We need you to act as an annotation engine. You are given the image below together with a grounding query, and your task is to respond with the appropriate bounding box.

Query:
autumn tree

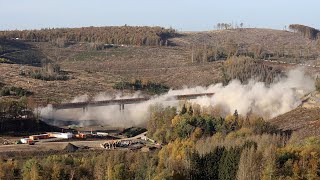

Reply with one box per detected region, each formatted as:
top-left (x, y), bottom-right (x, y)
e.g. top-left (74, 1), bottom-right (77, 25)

top-left (0, 160), bottom-right (15, 180)
top-left (237, 147), bottom-right (262, 180)
top-left (22, 159), bottom-right (43, 180)
top-left (94, 157), bottom-right (107, 180)
top-left (261, 145), bottom-right (277, 180)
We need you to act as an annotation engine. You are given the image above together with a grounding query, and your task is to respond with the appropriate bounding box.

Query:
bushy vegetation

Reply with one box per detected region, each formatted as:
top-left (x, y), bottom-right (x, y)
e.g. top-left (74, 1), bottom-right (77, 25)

top-left (0, 26), bottom-right (176, 46)
top-left (21, 70), bottom-right (70, 81)
top-left (0, 86), bottom-right (32, 97)
top-left (0, 57), bottom-right (12, 63)
top-left (113, 79), bottom-right (169, 94)
top-left (190, 39), bottom-right (282, 63)
top-left (191, 45), bottom-right (228, 62)
top-left (20, 63), bottom-right (71, 81)
top-left (122, 127), bottom-right (147, 138)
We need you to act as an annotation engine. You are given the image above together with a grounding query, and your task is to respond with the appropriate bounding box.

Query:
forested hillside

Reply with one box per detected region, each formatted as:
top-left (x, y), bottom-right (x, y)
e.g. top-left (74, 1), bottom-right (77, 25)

top-left (1, 103), bottom-right (320, 179)
top-left (0, 26), bottom-right (176, 46)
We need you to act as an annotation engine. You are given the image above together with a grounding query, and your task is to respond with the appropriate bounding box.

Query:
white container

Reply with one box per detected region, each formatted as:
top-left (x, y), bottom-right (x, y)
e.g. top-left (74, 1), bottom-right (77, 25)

top-left (20, 138), bottom-right (30, 144)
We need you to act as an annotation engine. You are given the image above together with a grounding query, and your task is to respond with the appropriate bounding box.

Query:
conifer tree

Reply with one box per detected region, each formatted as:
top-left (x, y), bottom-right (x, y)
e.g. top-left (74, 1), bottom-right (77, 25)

top-left (218, 147), bottom-right (242, 180)
top-left (180, 104), bottom-right (187, 115)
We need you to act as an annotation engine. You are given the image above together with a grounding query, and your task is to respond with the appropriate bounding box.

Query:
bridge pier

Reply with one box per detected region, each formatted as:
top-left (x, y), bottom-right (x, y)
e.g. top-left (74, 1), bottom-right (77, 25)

top-left (82, 106), bottom-right (88, 113)
top-left (119, 104), bottom-right (125, 111)
top-left (51, 109), bottom-right (55, 120)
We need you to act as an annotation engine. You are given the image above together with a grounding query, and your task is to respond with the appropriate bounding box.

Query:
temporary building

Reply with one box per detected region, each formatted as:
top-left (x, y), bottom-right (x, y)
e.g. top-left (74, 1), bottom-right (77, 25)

top-left (20, 138), bottom-right (30, 144)
top-left (29, 134), bottom-right (49, 140)
top-left (48, 132), bottom-right (73, 139)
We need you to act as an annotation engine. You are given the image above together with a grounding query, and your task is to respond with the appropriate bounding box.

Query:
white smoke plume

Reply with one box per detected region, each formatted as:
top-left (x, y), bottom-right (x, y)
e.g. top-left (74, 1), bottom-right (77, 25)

top-left (39, 68), bottom-right (315, 127)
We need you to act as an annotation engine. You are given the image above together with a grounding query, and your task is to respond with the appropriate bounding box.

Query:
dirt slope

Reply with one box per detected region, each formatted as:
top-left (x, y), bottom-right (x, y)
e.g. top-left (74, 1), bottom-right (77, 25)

top-left (270, 107), bottom-right (320, 140)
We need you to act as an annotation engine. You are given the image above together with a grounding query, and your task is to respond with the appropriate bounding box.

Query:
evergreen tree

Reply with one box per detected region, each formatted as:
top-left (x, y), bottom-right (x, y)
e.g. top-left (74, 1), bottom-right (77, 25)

top-left (190, 151), bottom-right (204, 179)
top-left (218, 147), bottom-right (242, 180)
top-left (180, 104), bottom-right (187, 115)
top-left (188, 105), bottom-right (194, 116)
top-left (205, 147), bottom-right (225, 179)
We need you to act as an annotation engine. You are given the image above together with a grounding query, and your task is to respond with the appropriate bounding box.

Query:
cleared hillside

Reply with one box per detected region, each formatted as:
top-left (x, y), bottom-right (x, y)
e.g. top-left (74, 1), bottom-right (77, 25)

top-left (270, 107), bottom-right (320, 141)
top-left (171, 28), bottom-right (319, 60)
top-left (0, 43), bottom-right (223, 102)
top-left (1, 27), bottom-right (319, 103)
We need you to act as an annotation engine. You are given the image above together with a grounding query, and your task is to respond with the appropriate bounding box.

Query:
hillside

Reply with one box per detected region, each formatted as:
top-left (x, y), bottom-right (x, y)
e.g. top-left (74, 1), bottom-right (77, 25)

top-left (270, 107), bottom-right (320, 141)
top-left (2, 26), bottom-right (320, 180)
top-left (0, 27), bottom-right (319, 103)
top-left (0, 39), bottom-right (44, 65)
top-left (0, 118), bottom-right (61, 135)
top-left (172, 28), bottom-right (319, 61)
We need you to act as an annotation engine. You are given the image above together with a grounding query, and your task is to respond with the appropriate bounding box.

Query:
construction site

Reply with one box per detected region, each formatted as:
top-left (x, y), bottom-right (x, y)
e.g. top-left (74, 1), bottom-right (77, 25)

top-left (0, 92), bottom-right (216, 153)
top-left (0, 128), bottom-right (160, 153)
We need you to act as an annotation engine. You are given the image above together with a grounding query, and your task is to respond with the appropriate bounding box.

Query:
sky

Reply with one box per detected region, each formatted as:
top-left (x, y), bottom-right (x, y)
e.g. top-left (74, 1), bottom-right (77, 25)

top-left (0, 0), bottom-right (319, 31)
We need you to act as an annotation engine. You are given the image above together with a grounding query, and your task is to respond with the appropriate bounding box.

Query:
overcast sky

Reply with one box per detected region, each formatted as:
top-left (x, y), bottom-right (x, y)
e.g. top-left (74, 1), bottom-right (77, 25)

top-left (1, 0), bottom-right (319, 31)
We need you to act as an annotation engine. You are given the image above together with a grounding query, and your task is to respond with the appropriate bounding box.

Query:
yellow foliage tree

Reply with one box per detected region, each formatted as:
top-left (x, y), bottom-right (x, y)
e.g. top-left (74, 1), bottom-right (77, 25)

top-left (191, 127), bottom-right (203, 140)
top-left (157, 139), bottom-right (195, 177)
top-left (171, 115), bottom-right (181, 127)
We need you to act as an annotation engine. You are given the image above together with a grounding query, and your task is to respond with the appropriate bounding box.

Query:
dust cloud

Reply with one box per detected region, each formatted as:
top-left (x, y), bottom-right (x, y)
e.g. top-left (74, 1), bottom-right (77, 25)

top-left (39, 68), bottom-right (315, 127)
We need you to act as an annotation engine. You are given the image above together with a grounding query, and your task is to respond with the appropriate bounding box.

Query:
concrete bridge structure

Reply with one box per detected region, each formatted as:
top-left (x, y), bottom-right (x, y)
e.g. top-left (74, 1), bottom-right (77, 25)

top-left (51, 93), bottom-right (214, 112)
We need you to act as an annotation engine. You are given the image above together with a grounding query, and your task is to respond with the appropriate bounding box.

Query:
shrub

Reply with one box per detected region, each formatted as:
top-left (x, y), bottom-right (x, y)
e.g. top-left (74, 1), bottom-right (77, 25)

top-left (113, 79), bottom-right (169, 94)
top-left (21, 69), bottom-right (71, 81)
top-left (0, 86), bottom-right (32, 97)
top-left (122, 127), bottom-right (147, 138)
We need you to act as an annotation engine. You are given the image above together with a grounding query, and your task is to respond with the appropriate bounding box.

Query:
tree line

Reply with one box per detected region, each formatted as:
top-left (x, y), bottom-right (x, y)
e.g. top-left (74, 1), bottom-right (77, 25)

top-left (289, 24), bottom-right (320, 40)
top-left (113, 79), bottom-right (169, 95)
top-left (0, 26), bottom-right (176, 47)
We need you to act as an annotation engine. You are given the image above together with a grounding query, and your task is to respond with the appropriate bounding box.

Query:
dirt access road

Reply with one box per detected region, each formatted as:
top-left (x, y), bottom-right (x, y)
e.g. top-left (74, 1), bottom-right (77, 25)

top-left (0, 140), bottom-right (106, 153)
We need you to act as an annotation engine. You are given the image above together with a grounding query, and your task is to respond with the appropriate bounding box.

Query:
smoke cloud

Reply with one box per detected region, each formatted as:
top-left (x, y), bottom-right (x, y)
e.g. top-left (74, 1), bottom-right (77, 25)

top-left (39, 68), bottom-right (315, 127)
